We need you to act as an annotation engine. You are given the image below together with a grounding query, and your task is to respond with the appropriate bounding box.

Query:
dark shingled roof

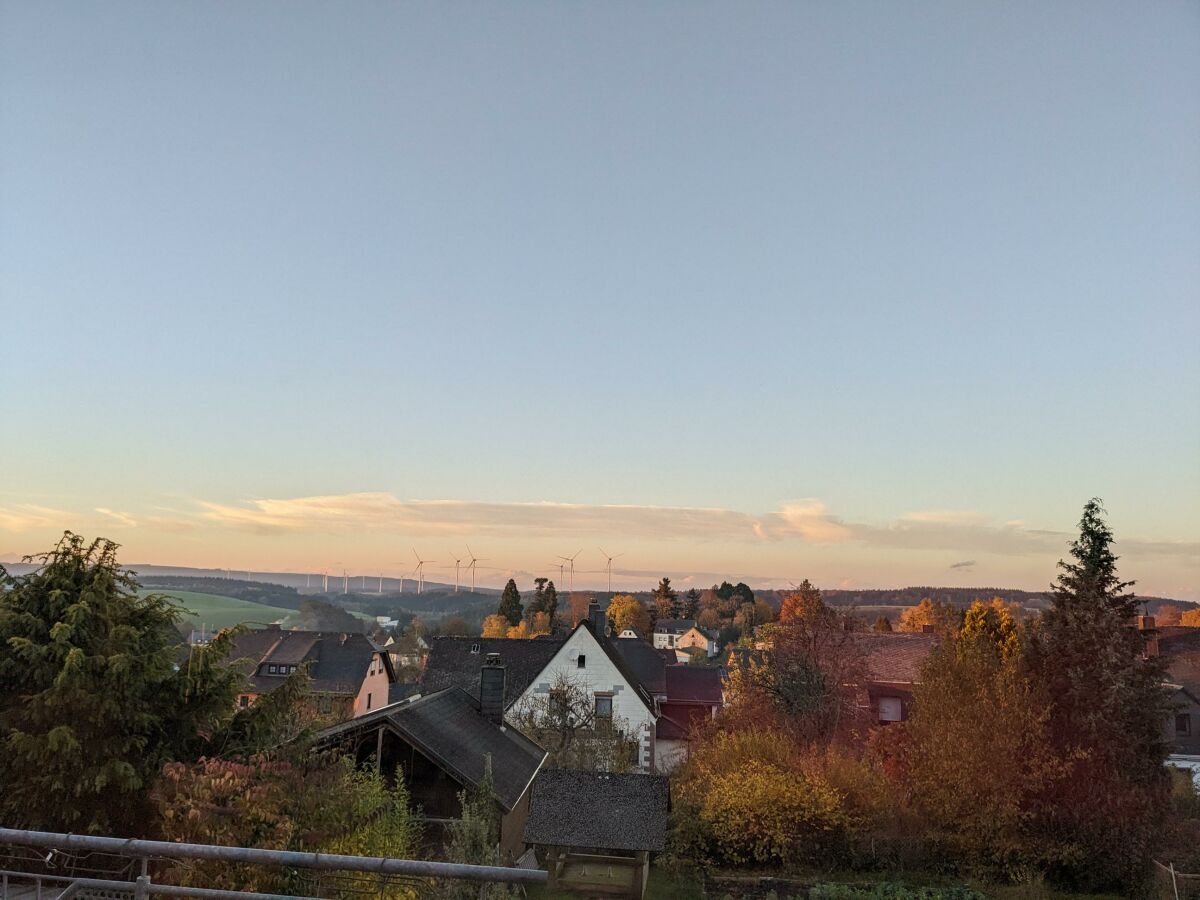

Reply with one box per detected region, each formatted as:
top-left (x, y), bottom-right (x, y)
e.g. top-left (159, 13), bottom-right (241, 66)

top-left (653, 618), bottom-right (698, 634)
top-left (524, 770), bottom-right (669, 851)
top-left (1161, 629), bottom-right (1200, 696)
top-left (614, 637), bottom-right (667, 696)
top-left (420, 637), bottom-right (565, 706)
top-left (389, 682), bottom-right (420, 704)
top-left (664, 665), bottom-right (723, 704)
top-left (230, 628), bottom-right (394, 695)
top-left (316, 688), bottom-right (546, 812)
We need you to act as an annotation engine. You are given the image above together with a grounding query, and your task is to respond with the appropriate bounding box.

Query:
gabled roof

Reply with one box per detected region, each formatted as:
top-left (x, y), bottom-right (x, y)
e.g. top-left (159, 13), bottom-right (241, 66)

top-left (614, 637), bottom-right (667, 696)
top-left (654, 618), bottom-right (698, 634)
top-left (524, 770), bottom-right (669, 851)
top-left (664, 665), bottom-right (722, 705)
top-left (853, 633), bottom-right (936, 685)
top-left (316, 688), bottom-right (546, 812)
top-left (577, 619), bottom-right (657, 715)
top-left (420, 637), bottom-right (565, 706)
top-left (230, 628), bottom-right (395, 695)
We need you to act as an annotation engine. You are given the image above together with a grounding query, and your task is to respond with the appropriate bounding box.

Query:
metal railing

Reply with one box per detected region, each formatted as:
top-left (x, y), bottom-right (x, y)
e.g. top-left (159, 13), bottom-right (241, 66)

top-left (0, 829), bottom-right (546, 900)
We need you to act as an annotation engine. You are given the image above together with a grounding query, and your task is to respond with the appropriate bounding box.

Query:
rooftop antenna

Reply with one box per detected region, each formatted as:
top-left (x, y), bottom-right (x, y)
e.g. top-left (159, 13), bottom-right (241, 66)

top-left (449, 551), bottom-right (464, 593)
top-left (412, 548), bottom-right (435, 594)
top-left (598, 548), bottom-right (624, 594)
top-left (556, 549), bottom-right (583, 593)
top-left (465, 545), bottom-right (489, 593)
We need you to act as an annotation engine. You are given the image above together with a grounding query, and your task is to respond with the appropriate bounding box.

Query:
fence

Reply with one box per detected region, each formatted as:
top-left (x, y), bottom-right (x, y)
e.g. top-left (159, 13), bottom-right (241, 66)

top-left (1154, 860), bottom-right (1200, 900)
top-left (0, 828), bottom-right (546, 900)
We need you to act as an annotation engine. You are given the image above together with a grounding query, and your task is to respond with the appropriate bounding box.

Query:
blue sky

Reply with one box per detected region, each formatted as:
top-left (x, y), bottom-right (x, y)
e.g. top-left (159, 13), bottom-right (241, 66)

top-left (2, 2), bottom-right (1197, 598)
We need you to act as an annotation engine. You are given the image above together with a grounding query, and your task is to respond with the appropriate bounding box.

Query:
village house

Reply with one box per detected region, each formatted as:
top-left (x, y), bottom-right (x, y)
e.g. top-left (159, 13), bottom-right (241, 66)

top-left (421, 604), bottom-right (723, 773)
top-left (314, 654), bottom-right (547, 861)
top-left (229, 626), bottom-right (394, 721)
top-left (524, 770), bottom-right (669, 899)
top-left (422, 607), bottom-right (659, 770)
top-left (652, 618), bottom-right (718, 657)
top-left (728, 630), bottom-right (937, 726)
top-left (1147, 619), bottom-right (1200, 755)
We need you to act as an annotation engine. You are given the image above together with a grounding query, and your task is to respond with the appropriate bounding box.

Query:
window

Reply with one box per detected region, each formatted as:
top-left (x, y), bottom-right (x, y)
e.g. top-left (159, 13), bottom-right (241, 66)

top-left (470, 643), bottom-right (480, 654)
top-left (1177, 714), bottom-right (1192, 736)
top-left (595, 695), bottom-right (613, 720)
top-left (268, 664), bottom-right (278, 674)
top-left (877, 696), bottom-right (903, 723)
top-left (366, 692), bottom-right (373, 711)
top-left (577, 654), bottom-right (586, 669)
top-left (238, 695), bottom-right (249, 708)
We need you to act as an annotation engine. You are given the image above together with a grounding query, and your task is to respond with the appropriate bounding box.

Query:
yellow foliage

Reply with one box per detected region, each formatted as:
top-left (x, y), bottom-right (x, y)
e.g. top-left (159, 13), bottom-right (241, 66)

top-left (480, 615), bottom-right (508, 638)
top-left (1181, 608), bottom-right (1200, 628)
top-left (607, 594), bottom-right (650, 635)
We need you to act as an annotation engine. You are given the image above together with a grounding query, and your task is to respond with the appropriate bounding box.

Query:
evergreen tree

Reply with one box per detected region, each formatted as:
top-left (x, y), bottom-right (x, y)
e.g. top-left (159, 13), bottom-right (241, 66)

top-left (682, 588), bottom-right (701, 619)
top-left (651, 576), bottom-right (678, 622)
top-left (1029, 499), bottom-right (1171, 889)
top-left (543, 580), bottom-right (559, 626)
top-left (526, 577), bottom-right (548, 622)
top-left (0, 533), bottom-right (261, 834)
top-left (497, 579), bottom-right (523, 627)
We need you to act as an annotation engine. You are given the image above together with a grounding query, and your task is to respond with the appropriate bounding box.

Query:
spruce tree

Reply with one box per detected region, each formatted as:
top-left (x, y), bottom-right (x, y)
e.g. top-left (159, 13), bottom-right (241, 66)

top-left (1031, 499), bottom-right (1170, 889)
top-left (497, 579), bottom-right (523, 627)
top-left (682, 588), bottom-right (701, 619)
top-left (0, 533), bottom-right (257, 835)
top-left (651, 576), bottom-right (678, 622)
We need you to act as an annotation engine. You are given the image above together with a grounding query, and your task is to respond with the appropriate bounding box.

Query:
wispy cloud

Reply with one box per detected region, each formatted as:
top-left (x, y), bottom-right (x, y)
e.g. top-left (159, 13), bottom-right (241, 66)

top-left (95, 508), bottom-right (138, 528)
top-left (949, 559), bottom-right (976, 570)
top-left (192, 492), bottom-right (1199, 565)
top-left (0, 504), bottom-right (72, 532)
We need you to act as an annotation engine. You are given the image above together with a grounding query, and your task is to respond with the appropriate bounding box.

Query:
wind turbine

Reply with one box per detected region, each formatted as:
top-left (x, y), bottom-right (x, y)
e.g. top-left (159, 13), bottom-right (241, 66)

top-left (598, 548), bottom-right (624, 594)
top-left (556, 549), bottom-right (583, 593)
top-left (464, 546), bottom-right (489, 593)
top-left (412, 549), bottom-right (435, 594)
top-left (551, 559), bottom-right (566, 584)
top-left (447, 551), bottom-right (465, 593)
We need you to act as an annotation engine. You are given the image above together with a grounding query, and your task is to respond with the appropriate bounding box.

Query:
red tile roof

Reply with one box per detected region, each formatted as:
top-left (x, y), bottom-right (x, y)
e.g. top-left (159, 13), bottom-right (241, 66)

top-left (852, 633), bottom-right (937, 685)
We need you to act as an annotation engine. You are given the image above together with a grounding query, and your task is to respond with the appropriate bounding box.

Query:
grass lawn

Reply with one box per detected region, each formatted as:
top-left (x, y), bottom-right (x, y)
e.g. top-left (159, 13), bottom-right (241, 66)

top-left (526, 867), bottom-right (701, 900)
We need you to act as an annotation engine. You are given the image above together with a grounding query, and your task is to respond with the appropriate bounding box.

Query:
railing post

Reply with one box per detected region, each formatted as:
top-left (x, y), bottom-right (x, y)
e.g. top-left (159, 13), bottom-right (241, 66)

top-left (135, 873), bottom-right (150, 900)
top-left (1170, 862), bottom-right (1180, 900)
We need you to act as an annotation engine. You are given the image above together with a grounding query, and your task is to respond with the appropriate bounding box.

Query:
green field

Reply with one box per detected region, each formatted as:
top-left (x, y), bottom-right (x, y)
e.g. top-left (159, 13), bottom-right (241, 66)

top-left (141, 589), bottom-right (377, 632)
top-left (140, 589), bottom-right (289, 631)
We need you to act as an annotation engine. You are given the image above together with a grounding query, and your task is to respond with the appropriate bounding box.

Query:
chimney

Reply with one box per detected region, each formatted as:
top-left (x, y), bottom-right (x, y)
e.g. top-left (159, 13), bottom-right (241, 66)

top-left (1136, 616), bottom-right (1159, 658)
top-left (589, 602), bottom-right (608, 639)
top-left (480, 653), bottom-right (506, 725)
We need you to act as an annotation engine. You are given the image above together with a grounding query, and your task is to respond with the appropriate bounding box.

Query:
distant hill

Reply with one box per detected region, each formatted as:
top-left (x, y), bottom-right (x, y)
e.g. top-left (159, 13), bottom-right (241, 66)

top-left (138, 589), bottom-right (289, 632)
top-left (756, 587), bottom-right (1195, 614)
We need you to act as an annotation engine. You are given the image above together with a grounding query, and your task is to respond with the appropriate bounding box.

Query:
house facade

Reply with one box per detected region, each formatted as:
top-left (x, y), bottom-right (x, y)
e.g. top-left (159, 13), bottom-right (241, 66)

top-left (229, 626), bottom-right (394, 721)
top-left (652, 619), bottom-right (718, 657)
top-left (1154, 623), bottom-right (1200, 755)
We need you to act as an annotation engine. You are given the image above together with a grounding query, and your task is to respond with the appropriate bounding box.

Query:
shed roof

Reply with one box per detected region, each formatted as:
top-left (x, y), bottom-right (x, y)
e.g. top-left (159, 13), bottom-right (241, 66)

top-left (524, 770), bottom-right (669, 851)
top-left (316, 688), bottom-right (546, 812)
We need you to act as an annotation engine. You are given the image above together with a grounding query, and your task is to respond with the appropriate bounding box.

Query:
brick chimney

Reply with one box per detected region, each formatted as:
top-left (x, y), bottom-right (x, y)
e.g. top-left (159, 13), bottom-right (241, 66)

top-left (480, 652), bottom-right (506, 725)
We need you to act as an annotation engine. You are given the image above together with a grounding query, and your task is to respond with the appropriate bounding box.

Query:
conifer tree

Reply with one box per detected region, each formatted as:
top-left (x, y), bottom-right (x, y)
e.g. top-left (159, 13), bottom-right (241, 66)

top-left (0, 533), bottom-right (264, 834)
top-left (651, 576), bottom-right (678, 622)
top-left (543, 580), bottom-right (559, 626)
top-left (497, 579), bottom-right (523, 627)
top-left (1030, 499), bottom-right (1171, 889)
top-left (682, 588), bottom-right (701, 619)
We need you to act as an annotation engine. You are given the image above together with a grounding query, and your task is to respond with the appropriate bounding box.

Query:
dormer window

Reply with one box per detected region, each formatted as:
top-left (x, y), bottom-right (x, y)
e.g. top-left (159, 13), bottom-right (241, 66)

top-left (470, 643), bottom-right (480, 654)
top-left (268, 664), bottom-right (278, 674)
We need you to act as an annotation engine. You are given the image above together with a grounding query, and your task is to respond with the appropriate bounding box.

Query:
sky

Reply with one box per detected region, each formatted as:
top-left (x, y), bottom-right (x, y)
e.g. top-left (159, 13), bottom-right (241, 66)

top-left (1, 2), bottom-right (1197, 599)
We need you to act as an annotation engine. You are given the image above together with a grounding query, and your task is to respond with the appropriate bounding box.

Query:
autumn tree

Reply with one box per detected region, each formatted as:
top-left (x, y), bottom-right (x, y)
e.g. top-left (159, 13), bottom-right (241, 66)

top-left (651, 576), bottom-right (679, 622)
top-left (481, 615), bottom-right (509, 638)
top-left (508, 673), bottom-right (637, 772)
top-left (896, 598), bottom-right (960, 634)
top-left (497, 579), bottom-right (523, 626)
top-left (872, 616), bottom-right (893, 633)
top-left (899, 600), bottom-right (1062, 876)
top-left (439, 616), bottom-right (470, 637)
top-left (779, 579), bottom-right (822, 625)
top-left (606, 594), bottom-right (651, 636)
top-left (1027, 499), bottom-right (1172, 890)
top-left (1182, 608), bottom-right (1200, 627)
